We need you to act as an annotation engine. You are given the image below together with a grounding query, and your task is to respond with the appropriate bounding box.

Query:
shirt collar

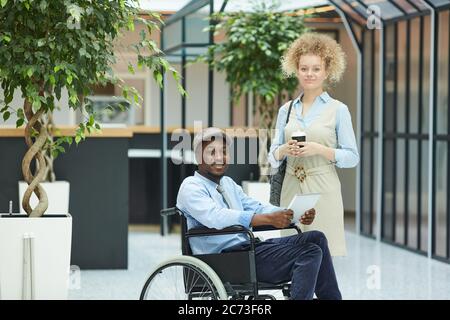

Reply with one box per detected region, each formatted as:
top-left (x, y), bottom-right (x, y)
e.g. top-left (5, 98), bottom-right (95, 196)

top-left (295, 91), bottom-right (330, 104)
top-left (194, 171), bottom-right (220, 188)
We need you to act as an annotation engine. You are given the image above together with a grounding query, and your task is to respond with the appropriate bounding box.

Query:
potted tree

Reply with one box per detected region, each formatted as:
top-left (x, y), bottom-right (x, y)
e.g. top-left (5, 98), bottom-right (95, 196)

top-left (203, 2), bottom-right (308, 200)
top-left (0, 0), bottom-right (183, 299)
top-left (18, 113), bottom-right (71, 216)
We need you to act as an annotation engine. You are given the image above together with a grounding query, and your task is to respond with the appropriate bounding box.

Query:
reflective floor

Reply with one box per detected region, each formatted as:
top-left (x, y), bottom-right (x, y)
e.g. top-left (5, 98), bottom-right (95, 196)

top-left (69, 230), bottom-right (450, 300)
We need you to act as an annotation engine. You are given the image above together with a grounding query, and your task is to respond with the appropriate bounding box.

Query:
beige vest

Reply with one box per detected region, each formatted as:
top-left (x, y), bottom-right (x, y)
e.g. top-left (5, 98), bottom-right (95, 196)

top-left (280, 98), bottom-right (346, 256)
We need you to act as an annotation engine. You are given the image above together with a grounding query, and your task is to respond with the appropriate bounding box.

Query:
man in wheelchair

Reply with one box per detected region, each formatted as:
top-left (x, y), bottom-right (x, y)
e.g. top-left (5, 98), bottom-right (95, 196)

top-left (176, 127), bottom-right (342, 300)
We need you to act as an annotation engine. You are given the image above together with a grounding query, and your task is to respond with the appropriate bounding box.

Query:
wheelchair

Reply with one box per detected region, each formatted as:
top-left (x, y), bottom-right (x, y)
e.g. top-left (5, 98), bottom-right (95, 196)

top-left (140, 207), bottom-right (301, 300)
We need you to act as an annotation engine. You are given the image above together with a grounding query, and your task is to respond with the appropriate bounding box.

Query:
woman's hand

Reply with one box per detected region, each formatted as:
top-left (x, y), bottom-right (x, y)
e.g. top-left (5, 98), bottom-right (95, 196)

top-left (297, 141), bottom-right (324, 157)
top-left (280, 140), bottom-right (302, 157)
top-left (300, 208), bottom-right (315, 225)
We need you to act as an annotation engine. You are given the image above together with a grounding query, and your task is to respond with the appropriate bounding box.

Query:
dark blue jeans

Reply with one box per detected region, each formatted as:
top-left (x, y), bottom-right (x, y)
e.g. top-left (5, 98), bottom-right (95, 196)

top-left (223, 231), bottom-right (342, 300)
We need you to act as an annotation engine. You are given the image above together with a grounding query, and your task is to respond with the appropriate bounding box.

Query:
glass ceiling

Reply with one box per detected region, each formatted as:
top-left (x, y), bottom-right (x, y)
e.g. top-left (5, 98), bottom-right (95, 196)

top-left (161, 0), bottom-right (447, 55)
top-left (329, 0), bottom-right (433, 24)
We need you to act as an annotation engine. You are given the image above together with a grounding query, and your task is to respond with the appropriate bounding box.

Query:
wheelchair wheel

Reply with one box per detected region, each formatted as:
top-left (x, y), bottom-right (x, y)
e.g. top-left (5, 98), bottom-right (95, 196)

top-left (140, 256), bottom-right (228, 300)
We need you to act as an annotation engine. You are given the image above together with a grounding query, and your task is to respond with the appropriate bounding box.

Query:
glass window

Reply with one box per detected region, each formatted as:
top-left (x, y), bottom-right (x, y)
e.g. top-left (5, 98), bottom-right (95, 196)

top-left (361, 0), bottom-right (404, 20)
top-left (428, 0), bottom-right (450, 8)
top-left (362, 137), bottom-right (373, 235)
top-left (436, 11), bottom-right (449, 135)
top-left (163, 20), bottom-right (182, 51)
top-left (408, 0), bottom-right (429, 11)
top-left (395, 0), bottom-right (420, 14)
top-left (333, 0), bottom-right (368, 25)
top-left (420, 140), bottom-right (429, 252)
top-left (343, 0), bottom-right (370, 18)
top-left (383, 138), bottom-right (396, 241)
top-left (435, 141), bottom-right (448, 258)
top-left (397, 22), bottom-right (407, 134)
top-left (407, 140), bottom-right (419, 249)
top-left (185, 9), bottom-right (210, 44)
top-left (395, 139), bottom-right (406, 245)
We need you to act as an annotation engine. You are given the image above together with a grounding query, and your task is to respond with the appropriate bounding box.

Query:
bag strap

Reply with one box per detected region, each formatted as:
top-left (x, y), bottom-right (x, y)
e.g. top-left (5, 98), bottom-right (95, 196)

top-left (285, 99), bottom-right (294, 124)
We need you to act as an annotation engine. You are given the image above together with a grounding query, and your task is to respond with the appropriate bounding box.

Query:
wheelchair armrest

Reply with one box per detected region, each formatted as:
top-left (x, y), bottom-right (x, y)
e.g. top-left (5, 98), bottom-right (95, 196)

top-left (160, 207), bottom-right (181, 217)
top-left (253, 223), bottom-right (301, 233)
top-left (186, 225), bottom-right (258, 250)
top-left (187, 225), bottom-right (247, 236)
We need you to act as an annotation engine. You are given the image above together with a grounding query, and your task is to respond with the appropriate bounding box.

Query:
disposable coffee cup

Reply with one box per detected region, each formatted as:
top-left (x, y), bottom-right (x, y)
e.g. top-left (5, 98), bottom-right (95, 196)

top-left (292, 130), bottom-right (306, 147)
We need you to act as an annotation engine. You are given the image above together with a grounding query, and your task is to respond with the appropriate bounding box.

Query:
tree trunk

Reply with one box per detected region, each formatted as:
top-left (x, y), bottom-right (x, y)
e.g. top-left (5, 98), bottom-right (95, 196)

top-left (41, 113), bottom-right (56, 183)
top-left (22, 98), bottom-right (49, 217)
top-left (257, 98), bottom-right (277, 183)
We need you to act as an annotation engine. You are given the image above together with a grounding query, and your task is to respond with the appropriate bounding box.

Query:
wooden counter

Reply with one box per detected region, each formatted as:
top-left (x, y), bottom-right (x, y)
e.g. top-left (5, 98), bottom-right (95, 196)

top-left (0, 126), bottom-right (133, 138)
top-left (1, 126), bottom-right (260, 138)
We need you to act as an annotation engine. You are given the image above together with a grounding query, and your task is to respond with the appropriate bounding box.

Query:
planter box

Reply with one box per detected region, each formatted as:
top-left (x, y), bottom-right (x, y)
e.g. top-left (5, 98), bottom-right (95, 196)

top-left (19, 181), bottom-right (70, 214)
top-left (0, 214), bottom-right (72, 299)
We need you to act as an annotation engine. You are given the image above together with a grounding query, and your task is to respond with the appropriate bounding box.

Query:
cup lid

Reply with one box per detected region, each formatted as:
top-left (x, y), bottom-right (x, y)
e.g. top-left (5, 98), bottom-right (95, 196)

top-left (292, 130), bottom-right (306, 137)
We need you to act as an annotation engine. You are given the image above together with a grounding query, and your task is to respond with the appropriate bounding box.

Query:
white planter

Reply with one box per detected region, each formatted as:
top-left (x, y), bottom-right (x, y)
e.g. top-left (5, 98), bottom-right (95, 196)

top-left (0, 214), bottom-right (72, 300)
top-left (19, 181), bottom-right (70, 214)
top-left (241, 181), bottom-right (270, 203)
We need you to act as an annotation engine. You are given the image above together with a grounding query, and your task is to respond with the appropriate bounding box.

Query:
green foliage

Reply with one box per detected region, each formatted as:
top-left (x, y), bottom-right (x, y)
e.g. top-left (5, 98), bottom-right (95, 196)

top-left (202, 1), bottom-right (309, 126)
top-left (0, 0), bottom-right (184, 157)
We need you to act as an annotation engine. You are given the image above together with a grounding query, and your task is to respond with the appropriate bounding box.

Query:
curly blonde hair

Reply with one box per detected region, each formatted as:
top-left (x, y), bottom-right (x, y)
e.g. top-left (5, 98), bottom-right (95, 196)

top-left (281, 32), bottom-right (346, 84)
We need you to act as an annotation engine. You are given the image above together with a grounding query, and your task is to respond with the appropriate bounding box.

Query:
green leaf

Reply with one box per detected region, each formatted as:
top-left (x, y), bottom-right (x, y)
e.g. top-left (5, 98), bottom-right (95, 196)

top-left (1, 35), bottom-right (11, 42)
top-left (75, 135), bottom-right (81, 145)
top-left (27, 68), bottom-right (33, 78)
top-left (1, 0), bottom-right (7, 8)
top-left (67, 4), bottom-right (83, 22)
top-left (39, 0), bottom-right (47, 11)
top-left (88, 115), bottom-right (94, 126)
top-left (15, 118), bottom-right (24, 127)
top-left (66, 74), bottom-right (73, 85)
top-left (16, 108), bottom-right (24, 119)
top-left (3, 111), bottom-right (11, 121)
top-left (155, 73), bottom-right (163, 87)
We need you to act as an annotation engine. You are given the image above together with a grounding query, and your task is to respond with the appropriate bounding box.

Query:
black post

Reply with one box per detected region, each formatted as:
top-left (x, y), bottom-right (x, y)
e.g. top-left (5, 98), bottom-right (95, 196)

top-left (370, 29), bottom-right (376, 236)
top-left (208, 0), bottom-right (214, 126)
top-left (417, 16), bottom-right (424, 251)
top-left (160, 26), bottom-right (167, 236)
top-left (404, 19), bottom-right (411, 247)
top-left (431, 12), bottom-right (439, 257)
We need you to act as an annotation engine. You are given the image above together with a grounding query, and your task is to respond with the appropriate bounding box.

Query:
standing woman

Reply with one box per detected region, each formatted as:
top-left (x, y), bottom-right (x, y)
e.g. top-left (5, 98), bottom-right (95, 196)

top-left (268, 33), bottom-right (359, 256)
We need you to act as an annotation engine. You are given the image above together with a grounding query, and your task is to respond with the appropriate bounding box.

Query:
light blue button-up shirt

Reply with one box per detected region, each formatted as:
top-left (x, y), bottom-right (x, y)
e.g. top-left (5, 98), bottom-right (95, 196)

top-left (176, 171), bottom-right (280, 254)
top-left (268, 92), bottom-right (359, 169)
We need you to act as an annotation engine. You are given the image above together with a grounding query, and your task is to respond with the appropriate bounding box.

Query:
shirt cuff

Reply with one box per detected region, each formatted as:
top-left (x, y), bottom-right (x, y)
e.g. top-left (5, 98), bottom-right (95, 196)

top-left (269, 149), bottom-right (286, 169)
top-left (239, 211), bottom-right (255, 228)
top-left (334, 148), bottom-right (344, 166)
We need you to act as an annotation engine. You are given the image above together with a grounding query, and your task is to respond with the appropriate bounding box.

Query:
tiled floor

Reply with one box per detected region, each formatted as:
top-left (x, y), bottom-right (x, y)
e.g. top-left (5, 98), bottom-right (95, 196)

top-left (69, 230), bottom-right (450, 300)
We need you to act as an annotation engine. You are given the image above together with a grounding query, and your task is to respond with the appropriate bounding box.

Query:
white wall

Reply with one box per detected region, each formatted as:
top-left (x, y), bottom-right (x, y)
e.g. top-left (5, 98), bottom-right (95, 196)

top-left (0, 88), bottom-right (74, 126)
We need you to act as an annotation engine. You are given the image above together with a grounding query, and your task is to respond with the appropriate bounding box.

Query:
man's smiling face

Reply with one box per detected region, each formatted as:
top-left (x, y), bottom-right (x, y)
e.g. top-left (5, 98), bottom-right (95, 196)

top-left (197, 138), bottom-right (229, 179)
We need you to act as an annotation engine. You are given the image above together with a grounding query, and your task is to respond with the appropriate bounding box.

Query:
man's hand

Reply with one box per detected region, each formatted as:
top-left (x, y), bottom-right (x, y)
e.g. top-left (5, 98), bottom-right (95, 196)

top-left (269, 209), bottom-right (294, 228)
top-left (300, 208), bottom-right (315, 225)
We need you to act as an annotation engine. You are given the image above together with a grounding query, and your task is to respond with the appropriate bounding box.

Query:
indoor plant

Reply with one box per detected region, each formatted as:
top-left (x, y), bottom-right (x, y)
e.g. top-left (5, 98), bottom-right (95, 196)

top-left (0, 0), bottom-right (183, 299)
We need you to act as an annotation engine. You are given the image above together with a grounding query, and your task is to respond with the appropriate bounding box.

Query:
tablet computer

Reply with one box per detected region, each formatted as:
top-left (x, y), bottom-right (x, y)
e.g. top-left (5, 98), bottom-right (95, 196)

top-left (287, 193), bottom-right (321, 222)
